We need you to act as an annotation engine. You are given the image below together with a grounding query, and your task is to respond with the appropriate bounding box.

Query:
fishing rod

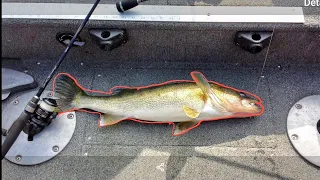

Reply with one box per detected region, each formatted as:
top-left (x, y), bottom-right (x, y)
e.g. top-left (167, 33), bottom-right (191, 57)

top-left (1, 0), bottom-right (101, 160)
top-left (2, 0), bottom-right (148, 160)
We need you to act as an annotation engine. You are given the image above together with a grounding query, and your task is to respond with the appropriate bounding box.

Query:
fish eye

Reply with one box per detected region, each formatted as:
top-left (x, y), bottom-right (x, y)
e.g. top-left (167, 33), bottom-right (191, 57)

top-left (239, 92), bottom-right (247, 98)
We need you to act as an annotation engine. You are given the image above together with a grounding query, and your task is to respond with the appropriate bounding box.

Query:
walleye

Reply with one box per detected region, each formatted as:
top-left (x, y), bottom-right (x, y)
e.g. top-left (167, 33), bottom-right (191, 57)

top-left (54, 71), bottom-right (264, 136)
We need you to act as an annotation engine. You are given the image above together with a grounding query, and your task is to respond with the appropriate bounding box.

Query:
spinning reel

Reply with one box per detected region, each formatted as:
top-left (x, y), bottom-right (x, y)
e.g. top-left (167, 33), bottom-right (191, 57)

top-left (22, 98), bottom-right (58, 141)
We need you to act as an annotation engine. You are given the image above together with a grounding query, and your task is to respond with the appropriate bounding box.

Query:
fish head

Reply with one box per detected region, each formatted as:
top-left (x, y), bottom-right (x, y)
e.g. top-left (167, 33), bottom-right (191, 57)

top-left (212, 86), bottom-right (263, 116)
top-left (190, 71), bottom-right (263, 117)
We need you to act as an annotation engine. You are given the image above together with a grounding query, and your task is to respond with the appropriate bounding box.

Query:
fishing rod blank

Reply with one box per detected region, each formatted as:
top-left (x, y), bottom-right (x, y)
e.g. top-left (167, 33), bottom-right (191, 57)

top-left (1, 0), bottom-right (101, 160)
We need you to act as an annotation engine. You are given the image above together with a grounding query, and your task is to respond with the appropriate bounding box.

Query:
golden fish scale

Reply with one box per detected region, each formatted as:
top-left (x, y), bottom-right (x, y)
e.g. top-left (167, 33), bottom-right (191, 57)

top-left (77, 82), bottom-right (230, 121)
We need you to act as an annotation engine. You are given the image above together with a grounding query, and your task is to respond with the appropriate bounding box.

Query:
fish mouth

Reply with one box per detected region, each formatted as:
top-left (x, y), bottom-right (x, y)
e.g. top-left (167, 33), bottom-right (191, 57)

top-left (233, 101), bottom-right (264, 117)
top-left (253, 102), bottom-right (264, 114)
top-left (239, 91), bottom-right (264, 114)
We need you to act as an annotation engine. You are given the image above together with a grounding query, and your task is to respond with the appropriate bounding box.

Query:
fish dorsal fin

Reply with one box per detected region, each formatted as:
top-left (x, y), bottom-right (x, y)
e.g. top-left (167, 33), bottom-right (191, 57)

top-left (190, 71), bottom-right (227, 112)
top-left (112, 88), bottom-right (136, 95)
top-left (183, 105), bottom-right (200, 118)
top-left (173, 120), bottom-right (199, 136)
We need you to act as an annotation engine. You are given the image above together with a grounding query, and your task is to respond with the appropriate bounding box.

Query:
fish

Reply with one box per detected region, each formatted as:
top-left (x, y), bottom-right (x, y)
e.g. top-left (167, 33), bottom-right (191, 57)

top-left (54, 71), bottom-right (264, 136)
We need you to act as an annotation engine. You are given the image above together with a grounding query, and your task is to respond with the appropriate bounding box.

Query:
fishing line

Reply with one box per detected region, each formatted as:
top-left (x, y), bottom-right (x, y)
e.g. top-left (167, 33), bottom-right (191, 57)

top-left (255, 23), bottom-right (276, 93)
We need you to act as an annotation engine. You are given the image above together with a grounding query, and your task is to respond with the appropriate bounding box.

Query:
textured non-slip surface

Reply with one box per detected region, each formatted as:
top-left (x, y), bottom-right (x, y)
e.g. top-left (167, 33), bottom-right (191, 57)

top-left (2, 7), bottom-right (320, 178)
top-left (2, 58), bottom-right (320, 179)
top-left (2, 26), bottom-right (320, 69)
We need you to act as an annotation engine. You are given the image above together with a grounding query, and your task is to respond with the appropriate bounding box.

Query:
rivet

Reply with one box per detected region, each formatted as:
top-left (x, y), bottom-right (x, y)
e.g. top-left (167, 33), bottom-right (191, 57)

top-left (291, 134), bottom-right (298, 140)
top-left (295, 104), bottom-right (302, 109)
top-left (67, 114), bottom-right (74, 119)
top-left (52, 146), bottom-right (59, 152)
top-left (16, 155), bottom-right (22, 162)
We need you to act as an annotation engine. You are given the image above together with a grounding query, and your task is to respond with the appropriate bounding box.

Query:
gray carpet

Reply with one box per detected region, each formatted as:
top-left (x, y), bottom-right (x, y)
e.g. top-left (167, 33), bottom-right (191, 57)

top-left (2, 2), bottom-right (320, 178)
top-left (2, 58), bottom-right (320, 179)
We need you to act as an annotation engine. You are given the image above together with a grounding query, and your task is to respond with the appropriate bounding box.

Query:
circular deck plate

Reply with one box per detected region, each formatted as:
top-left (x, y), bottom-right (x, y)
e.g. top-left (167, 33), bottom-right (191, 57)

top-left (287, 95), bottom-right (320, 167)
top-left (2, 90), bottom-right (76, 165)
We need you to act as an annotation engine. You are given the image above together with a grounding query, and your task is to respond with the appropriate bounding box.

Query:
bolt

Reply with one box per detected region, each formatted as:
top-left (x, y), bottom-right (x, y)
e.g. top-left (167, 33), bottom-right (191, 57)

top-left (13, 100), bottom-right (19, 105)
top-left (295, 104), bottom-right (302, 109)
top-left (67, 114), bottom-right (74, 119)
top-left (291, 134), bottom-right (299, 140)
top-left (47, 92), bottom-right (53, 97)
top-left (16, 155), bottom-right (22, 162)
top-left (52, 146), bottom-right (59, 152)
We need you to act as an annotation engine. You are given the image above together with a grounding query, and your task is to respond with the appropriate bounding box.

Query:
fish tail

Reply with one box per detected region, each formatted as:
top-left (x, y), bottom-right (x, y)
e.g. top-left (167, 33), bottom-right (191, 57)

top-left (54, 74), bottom-right (85, 111)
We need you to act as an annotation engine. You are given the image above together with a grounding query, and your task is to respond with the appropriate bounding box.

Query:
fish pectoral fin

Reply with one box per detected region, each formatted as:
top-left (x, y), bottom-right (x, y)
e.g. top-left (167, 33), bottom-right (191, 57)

top-left (183, 105), bottom-right (200, 118)
top-left (100, 114), bottom-right (125, 126)
top-left (173, 120), bottom-right (199, 136)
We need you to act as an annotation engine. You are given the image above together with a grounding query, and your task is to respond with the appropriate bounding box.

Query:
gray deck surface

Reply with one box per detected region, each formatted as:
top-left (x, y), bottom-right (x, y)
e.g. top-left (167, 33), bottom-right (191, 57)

top-left (2, 58), bottom-right (320, 179)
top-left (1, 0), bottom-right (320, 179)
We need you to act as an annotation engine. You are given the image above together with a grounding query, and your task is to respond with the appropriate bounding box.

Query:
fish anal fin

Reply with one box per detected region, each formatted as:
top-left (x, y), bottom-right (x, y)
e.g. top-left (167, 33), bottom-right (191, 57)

top-left (183, 105), bottom-right (201, 118)
top-left (100, 114), bottom-right (125, 126)
top-left (173, 120), bottom-right (199, 136)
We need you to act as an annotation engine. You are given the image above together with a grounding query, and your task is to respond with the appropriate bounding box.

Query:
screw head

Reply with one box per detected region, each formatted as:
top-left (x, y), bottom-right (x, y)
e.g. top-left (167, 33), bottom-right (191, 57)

top-left (47, 92), bottom-right (53, 97)
top-left (52, 146), bottom-right (59, 152)
top-left (291, 134), bottom-right (299, 140)
top-left (13, 100), bottom-right (19, 105)
top-left (295, 104), bottom-right (302, 109)
top-left (67, 114), bottom-right (74, 119)
top-left (15, 155), bottom-right (22, 162)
